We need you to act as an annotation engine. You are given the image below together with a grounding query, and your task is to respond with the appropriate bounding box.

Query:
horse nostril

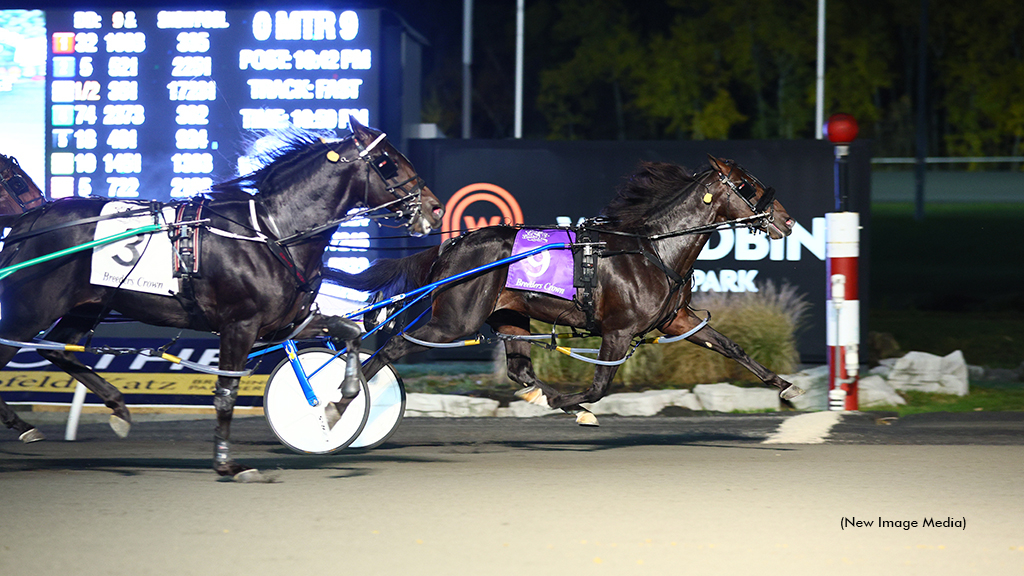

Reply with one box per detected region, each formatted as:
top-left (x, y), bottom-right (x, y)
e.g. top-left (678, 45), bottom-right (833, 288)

top-left (785, 218), bottom-right (794, 227)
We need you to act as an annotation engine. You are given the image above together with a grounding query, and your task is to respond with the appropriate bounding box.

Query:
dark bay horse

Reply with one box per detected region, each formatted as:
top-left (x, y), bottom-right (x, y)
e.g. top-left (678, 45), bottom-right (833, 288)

top-left (0, 117), bottom-right (443, 480)
top-left (0, 153), bottom-right (45, 214)
top-left (327, 156), bottom-right (803, 425)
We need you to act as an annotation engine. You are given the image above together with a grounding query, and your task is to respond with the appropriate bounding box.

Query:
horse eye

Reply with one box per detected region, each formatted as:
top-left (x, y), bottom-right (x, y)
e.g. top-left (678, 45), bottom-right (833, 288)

top-left (9, 176), bottom-right (28, 194)
top-left (374, 155), bottom-right (399, 180)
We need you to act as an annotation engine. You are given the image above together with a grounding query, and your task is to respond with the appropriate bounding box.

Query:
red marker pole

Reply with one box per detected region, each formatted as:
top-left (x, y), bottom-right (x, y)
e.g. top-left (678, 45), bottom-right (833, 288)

top-left (824, 114), bottom-right (860, 411)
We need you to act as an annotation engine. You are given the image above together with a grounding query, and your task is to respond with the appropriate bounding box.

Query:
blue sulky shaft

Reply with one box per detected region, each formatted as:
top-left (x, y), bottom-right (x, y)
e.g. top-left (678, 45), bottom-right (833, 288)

top-left (246, 242), bottom-right (572, 406)
top-left (344, 242), bottom-right (572, 322)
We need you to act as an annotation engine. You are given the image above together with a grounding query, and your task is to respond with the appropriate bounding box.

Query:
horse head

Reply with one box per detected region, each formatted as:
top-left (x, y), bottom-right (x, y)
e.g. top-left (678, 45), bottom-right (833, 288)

top-left (0, 154), bottom-right (45, 215)
top-left (348, 116), bottom-right (444, 237)
top-left (706, 155), bottom-right (793, 240)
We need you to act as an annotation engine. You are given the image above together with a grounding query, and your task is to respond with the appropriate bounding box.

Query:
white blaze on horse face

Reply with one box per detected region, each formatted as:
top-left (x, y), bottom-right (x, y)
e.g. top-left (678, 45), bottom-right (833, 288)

top-left (409, 212), bottom-right (432, 237)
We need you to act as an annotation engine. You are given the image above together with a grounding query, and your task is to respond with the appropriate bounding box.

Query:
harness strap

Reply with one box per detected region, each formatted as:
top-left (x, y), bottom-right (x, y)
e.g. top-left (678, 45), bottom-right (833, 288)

top-left (169, 199), bottom-right (214, 333)
top-left (172, 199), bottom-right (205, 277)
top-left (573, 227), bottom-right (599, 332)
top-left (201, 201), bottom-right (314, 291)
top-left (637, 241), bottom-right (694, 334)
top-left (2, 205), bottom-right (156, 245)
top-left (638, 243), bottom-right (691, 287)
top-left (264, 236), bottom-right (312, 290)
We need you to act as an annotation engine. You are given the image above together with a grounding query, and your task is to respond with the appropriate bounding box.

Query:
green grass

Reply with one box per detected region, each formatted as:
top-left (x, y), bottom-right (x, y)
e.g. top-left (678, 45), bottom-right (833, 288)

top-left (870, 202), bottom-right (1024, 368)
top-left (863, 382), bottom-right (1024, 416)
top-left (870, 203), bottom-right (1024, 312)
top-left (869, 309), bottom-right (1024, 368)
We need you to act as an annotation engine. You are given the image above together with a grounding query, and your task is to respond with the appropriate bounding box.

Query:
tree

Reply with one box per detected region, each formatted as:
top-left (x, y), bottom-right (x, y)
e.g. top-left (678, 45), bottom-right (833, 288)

top-left (933, 0), bottom-right (1024, 157)
top-left (537, 0), bottom-right (645, 139)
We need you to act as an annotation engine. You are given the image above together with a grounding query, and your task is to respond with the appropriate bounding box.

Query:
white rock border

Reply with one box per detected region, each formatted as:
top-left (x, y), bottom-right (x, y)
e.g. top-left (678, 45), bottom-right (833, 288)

top-left (401, 350), bottom-right (971, 418)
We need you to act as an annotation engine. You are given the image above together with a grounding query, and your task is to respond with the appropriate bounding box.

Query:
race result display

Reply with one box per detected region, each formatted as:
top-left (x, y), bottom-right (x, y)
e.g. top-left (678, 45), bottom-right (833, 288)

top-left (46, 8), bottom-right (380, 200)
top-left (45, 8), bottom-right (384, 310)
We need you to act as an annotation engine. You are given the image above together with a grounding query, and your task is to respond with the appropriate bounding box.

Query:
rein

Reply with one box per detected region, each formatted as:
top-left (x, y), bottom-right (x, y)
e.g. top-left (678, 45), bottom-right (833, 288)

top-left (592, 212), bottom-right (771, 243)
top-left (1, 205), bottom-right (159, 245)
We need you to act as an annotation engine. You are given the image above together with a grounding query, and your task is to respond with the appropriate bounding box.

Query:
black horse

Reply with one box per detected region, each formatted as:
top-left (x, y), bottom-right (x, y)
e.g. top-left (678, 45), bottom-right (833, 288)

top-left (0, 117), bottom-right (443, 480)
top-left (327, 156), bottom-right (803, 425)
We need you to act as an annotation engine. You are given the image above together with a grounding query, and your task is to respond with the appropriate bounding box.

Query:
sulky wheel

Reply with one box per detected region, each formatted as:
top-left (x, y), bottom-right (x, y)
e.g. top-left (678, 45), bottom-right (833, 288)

top-left (263, 347), bottom-right (371, 454)
top-left (347, 352), bottom-right (405, 450)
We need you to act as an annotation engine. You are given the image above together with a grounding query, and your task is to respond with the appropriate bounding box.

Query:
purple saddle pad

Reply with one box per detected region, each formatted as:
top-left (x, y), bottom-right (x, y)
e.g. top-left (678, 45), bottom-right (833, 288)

top-left (504, 228), bottom-right (576, 300)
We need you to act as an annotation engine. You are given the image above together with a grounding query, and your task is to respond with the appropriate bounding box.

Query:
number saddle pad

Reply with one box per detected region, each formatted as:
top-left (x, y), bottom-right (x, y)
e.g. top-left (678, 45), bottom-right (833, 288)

top-left (504, 228), bottom-right (576, 300)
top-left (90, 201), bottom-right (178, 296)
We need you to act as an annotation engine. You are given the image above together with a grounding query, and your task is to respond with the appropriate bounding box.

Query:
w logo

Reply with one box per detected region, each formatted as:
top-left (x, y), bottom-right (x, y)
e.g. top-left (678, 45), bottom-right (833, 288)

top-left (441, 183), bottom-right (524, 241)
top-left (463, 215), bottom-right (504, 230)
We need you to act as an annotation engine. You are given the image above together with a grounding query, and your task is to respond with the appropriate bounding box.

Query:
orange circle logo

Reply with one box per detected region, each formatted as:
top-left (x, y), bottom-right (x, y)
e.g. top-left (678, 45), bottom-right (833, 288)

top-left (441, 183), bottom-right (524, 241)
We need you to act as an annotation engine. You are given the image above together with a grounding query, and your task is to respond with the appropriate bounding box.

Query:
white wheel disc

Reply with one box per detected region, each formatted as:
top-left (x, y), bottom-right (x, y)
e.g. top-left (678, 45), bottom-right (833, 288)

top-left (264, 348), bottom-right (370, 454)
top-left (348, 353), bottom-right (405, 450)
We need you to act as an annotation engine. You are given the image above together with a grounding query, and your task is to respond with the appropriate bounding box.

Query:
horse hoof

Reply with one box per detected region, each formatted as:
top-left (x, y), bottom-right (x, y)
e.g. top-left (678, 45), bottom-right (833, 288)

top-left (324, 403), bottom-right (342, 429)
top-left (515, 386), bottom-right (549, 407)
top-left (234, 469), bottom-right (266, 483)
top-left (109, 415), bottom-right (131, 438)
top-left (19, 428), bottom-right (45, 443)
top-left (780, 384), bottom-right (805, 400)
top-left (575, 411), bottom-right (599, 427)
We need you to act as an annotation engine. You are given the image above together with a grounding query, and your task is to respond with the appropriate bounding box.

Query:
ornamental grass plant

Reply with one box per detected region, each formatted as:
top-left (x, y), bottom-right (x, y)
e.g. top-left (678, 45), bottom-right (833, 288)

top-left (517, 281), bottom-right (809, 391)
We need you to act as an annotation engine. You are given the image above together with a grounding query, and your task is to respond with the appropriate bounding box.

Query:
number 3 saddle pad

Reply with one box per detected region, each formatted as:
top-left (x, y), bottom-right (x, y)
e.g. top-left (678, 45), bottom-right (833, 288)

top-left (90, 201), bottom-right (177, 296)
top-left (504, 228), bottom-right (576, 300)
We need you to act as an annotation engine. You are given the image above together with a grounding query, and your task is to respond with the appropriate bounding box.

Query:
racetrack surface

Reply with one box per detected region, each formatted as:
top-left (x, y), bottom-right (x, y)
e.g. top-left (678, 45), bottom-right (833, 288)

top-left (2, 412), bottom-right (1022, 575)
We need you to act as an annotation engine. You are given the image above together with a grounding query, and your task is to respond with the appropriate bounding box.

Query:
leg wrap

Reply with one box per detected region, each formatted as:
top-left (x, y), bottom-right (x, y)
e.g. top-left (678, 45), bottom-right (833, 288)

top-left (340, 348), bottom-right (365, 399)
top-left (213, 433), bottom-right (231, 465)
top-left (212, 386), bottom-right (238, 412)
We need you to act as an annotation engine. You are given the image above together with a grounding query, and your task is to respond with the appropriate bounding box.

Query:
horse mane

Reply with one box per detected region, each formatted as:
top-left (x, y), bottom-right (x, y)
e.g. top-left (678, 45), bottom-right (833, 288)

top-left (601, 161), bottom-right (708, 231)
top-left (208, 127), bottom-right (337, 200)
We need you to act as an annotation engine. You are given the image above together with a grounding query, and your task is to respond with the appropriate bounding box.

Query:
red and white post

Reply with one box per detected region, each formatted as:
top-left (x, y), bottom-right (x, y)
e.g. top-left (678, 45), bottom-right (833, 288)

top-left (826, 212), bottom-right (859, 410)
top-left (824, 113), bottom-right (860, 411)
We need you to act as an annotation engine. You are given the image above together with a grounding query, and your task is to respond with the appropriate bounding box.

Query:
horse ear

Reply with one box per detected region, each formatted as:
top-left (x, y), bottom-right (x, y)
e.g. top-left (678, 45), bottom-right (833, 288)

top-left (706, 154), bottom-right (726, 174)
top-left (348, 115), bottom-right (367, 137)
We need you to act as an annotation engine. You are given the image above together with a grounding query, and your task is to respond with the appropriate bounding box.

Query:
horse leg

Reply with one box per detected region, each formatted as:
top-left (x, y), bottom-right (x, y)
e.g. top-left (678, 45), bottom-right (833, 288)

top-left (487, 312), bottom-right (595, 424)
top-left (534, 331), bottom-right (635, 426)
top-left (291, 312), bottom-right (363, 344)
top-left (489, 311), bottom-right (544, 387)
top-left (0, 341), bottom-right (46, 441)
top-left (284, 312), bottom-right (374, 429)
top-left (0, 347), bottom-right (44, 441)
top-left (211, 322), bottom-right (263, 482)
top-left (662, 310), bottom-right (804, 400)
top-left (0, 394), bottom-right (44, 442)
top-left (325, 319), bottom-right (435, 423)
top-left (35, 317), bottom-right (131, 437)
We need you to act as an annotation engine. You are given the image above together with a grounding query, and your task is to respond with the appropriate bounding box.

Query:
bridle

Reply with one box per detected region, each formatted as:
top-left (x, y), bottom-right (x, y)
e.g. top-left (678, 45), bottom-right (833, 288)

top-left (328, 132), bottom-right (429, 232)
top-left (0, 154), bottom-right (43, 212)
top-left (241, 131), bottom-right (431, 252)
top-left (715, 160), bottom-right (776, 227)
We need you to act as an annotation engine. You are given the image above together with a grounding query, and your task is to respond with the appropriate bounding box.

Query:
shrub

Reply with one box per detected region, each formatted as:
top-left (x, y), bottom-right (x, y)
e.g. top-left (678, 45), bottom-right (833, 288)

top-left (514, 280), bottom-right (809, 391)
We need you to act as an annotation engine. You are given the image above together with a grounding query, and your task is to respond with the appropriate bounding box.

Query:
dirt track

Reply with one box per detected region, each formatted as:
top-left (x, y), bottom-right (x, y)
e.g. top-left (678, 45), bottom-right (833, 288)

top-left (1, 414), bottom-right (1022, 575)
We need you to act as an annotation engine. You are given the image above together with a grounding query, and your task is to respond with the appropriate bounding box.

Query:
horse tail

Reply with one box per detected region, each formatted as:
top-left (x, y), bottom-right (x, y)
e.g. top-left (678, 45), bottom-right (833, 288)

top-left (324, 246), bottom-right (439, 298)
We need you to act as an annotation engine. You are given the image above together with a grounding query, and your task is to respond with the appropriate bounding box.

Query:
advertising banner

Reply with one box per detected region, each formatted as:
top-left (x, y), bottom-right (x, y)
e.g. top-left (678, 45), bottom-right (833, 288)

top-left (3, 337), bottom-right (282, 406)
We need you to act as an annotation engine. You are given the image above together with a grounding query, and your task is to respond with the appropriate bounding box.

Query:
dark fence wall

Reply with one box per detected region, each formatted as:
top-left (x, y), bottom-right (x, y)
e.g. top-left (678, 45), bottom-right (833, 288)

top-left (407, 138), bottom-right (873, 364)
